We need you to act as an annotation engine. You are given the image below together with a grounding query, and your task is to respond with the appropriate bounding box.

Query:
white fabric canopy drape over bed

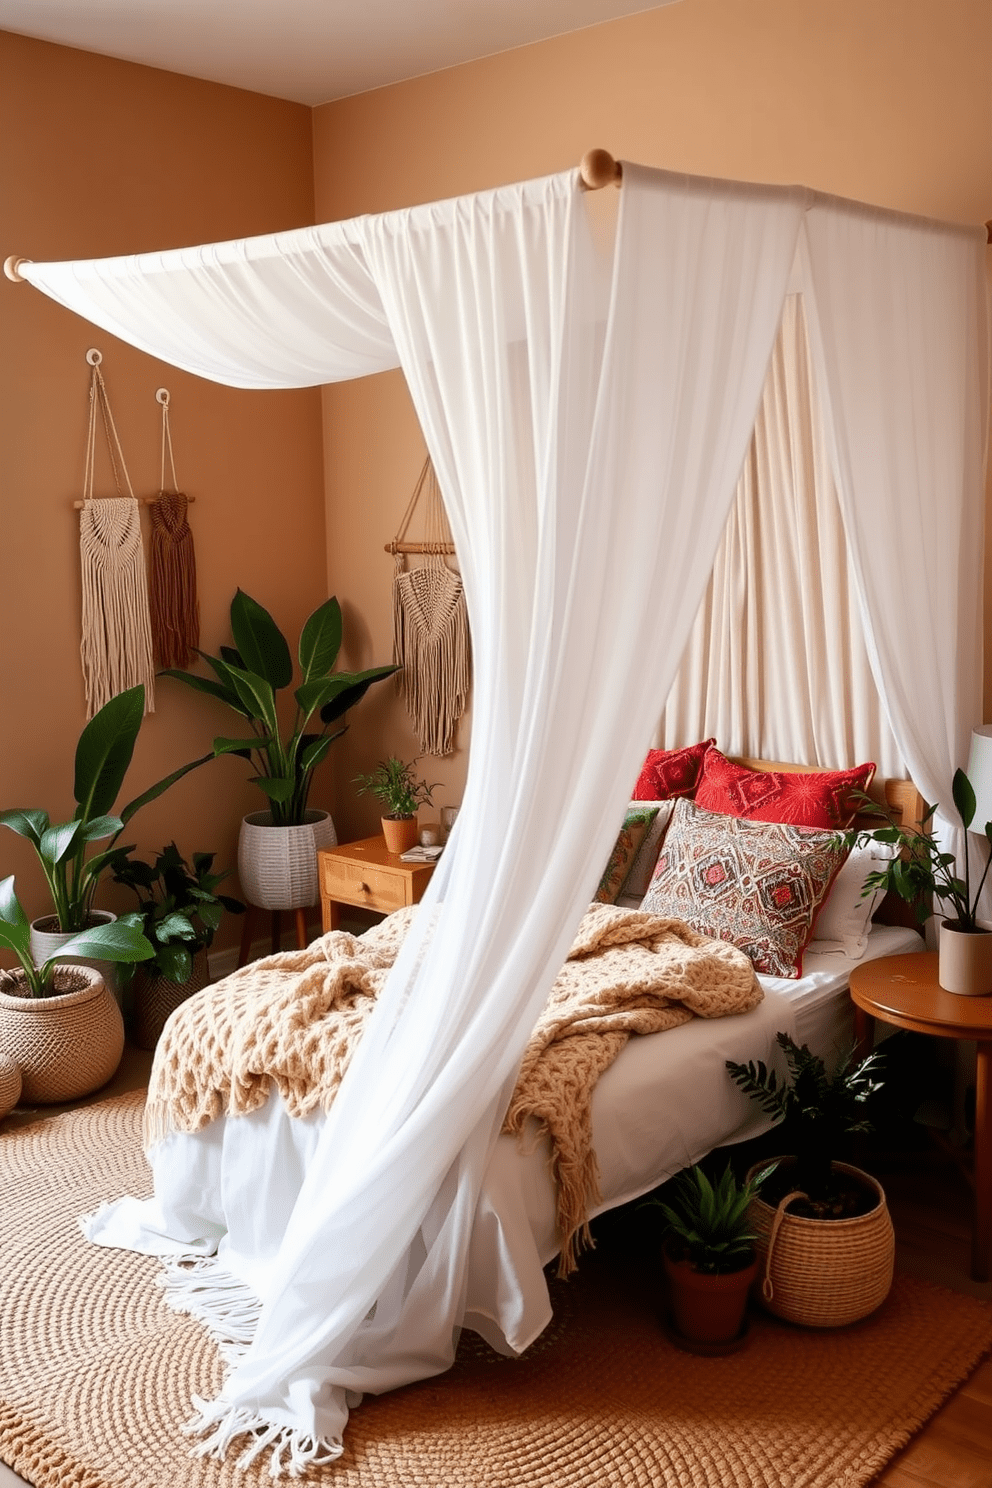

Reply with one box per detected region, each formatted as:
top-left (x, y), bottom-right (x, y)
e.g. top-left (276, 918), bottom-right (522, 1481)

top-left (20, 163), bottom-right (989, 1472)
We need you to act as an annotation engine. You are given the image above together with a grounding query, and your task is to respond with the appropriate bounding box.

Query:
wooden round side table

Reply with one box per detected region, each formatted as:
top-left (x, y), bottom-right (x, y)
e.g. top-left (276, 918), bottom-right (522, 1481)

top-left (849, 951), bottom-right (992, 1282)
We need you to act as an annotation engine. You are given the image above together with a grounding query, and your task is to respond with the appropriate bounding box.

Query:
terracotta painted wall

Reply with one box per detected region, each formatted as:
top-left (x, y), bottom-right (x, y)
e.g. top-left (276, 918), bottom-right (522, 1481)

top-left (0, 33), bottom-right (326, 949)
top-left (313, 0), bottom-right (992, 838)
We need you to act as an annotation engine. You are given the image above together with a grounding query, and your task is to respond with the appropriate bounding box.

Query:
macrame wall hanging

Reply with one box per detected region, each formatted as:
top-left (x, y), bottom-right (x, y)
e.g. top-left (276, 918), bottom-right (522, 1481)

top-left (76, 349), bottom-right (156, 718)
top-left (147, 387), bottom-right (200, 668)
top-left (388, 457), bottom-right (471, 756)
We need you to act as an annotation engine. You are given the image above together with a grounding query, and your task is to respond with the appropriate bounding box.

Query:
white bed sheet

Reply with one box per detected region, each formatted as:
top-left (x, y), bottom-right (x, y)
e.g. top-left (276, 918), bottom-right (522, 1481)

top-left (86, 922), bottom-right (924, 1359)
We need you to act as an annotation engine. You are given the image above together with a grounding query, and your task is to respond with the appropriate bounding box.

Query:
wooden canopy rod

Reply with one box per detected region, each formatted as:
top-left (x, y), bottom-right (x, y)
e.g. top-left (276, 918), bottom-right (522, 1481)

top-left (579, 149), bottom-right (623, 191)
top-left (384, 539), bottom-right (454, 556)
top-left (72, 494), bottom-right (197, 510)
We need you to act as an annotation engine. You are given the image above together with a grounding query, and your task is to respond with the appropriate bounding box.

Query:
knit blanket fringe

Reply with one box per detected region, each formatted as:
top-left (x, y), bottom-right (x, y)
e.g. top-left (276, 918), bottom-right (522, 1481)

top-left (183, 1395), bottom-right (343, 1478)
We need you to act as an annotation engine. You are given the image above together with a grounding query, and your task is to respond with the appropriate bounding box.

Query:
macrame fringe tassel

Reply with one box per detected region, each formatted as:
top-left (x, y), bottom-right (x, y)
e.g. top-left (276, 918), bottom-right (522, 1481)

top-left (392, 564), bottom-right (471, 756)
top-left (79, 497), bottom-right (156, 717)
top-left (149, 491), bottom-right (200, 667)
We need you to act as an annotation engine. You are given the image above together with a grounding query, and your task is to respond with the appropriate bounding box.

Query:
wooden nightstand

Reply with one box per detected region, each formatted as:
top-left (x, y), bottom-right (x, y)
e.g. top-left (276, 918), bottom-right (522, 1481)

top-left (318, 836), bottom-right (437, 931)
top-left (850, 950), bottom-right (992, 1282)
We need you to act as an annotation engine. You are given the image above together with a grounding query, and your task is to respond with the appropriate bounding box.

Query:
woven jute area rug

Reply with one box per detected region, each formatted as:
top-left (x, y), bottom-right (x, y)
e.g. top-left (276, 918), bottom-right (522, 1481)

top-left (3, 1092), bottom-right (992, 1488)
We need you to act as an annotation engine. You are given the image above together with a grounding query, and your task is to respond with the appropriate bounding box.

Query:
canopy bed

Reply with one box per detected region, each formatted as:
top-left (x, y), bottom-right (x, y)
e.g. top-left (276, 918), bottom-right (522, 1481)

top-left (6, 151), bottom-right (988, 1475)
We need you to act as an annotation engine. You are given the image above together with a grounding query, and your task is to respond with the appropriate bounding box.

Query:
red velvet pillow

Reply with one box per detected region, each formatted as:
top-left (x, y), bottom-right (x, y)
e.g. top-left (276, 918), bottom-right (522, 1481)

top-left (693, 747), bottom-right (876, 829)
top-left (632, 739), bottom-right (715, 802)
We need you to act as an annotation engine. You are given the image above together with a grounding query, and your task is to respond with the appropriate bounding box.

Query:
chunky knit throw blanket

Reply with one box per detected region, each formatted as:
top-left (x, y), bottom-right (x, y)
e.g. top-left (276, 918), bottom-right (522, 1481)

top-left (145, 903), bottom-right (761, 1273)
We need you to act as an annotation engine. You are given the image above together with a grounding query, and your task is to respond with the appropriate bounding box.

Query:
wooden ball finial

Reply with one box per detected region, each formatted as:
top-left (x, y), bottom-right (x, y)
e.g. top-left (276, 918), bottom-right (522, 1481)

top-left (579, 149), bottom-right (622, 191)
top-left (4, 255), bottom-right (31, 283)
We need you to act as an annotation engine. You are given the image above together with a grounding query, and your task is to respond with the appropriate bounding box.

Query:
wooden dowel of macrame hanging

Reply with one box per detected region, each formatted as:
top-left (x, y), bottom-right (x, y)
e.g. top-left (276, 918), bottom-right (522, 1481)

top-left (72, 495), bottom-right (197, 509)
top-left (384, 540), bottom-right (455, 555)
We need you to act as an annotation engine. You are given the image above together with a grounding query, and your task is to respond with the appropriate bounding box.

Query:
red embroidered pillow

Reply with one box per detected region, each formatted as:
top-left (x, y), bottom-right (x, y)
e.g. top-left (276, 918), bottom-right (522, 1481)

top-left (694, 748), bottom-right (875, 829)
top-left (633, 739), bottom-right (716, 802)
top-left (641, 799), bottom-right (849, 978)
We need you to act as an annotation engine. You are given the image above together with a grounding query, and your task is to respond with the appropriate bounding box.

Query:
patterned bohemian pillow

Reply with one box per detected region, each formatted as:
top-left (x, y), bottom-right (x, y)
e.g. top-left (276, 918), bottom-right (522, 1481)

top-left (594, 805), bottom-right (661, 904)
top-left (632, 738), bottom-right (716, 802)
top-left (617, 799), bottom-right (676, 901)
top-left (640, 798), bottom-right (849, 978)
top-left (693, 747), bottom-right (876, 829)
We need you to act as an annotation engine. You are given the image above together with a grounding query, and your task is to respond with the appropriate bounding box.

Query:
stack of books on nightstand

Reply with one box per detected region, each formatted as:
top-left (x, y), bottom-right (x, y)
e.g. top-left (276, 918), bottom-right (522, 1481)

top-left (398, 844), bottom-right (444, 862)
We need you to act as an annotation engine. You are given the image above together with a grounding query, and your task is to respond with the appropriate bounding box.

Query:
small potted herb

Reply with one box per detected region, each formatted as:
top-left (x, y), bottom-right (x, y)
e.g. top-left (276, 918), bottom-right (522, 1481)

top-left (353, 757), bottom-right (440, 855)
top-left (643, 1160), bottom-right (772, 1349)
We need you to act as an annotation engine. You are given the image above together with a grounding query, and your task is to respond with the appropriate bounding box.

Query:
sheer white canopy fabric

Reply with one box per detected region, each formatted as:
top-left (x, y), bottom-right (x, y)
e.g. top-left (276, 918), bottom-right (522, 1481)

top-left (661, 293), bottom-right (905, 778)
top-left (20, 166), bottom-right (988, 1470)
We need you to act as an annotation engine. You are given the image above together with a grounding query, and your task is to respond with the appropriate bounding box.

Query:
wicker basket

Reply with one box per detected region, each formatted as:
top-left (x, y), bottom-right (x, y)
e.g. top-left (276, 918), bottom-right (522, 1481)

top-left (238, 810), bottom-right (337, 911)
top-left (0, 966), bottom-right (125, 1104)
top-left (133, 949), bottom-right (212, 1051)
top-left (0, 1053), bottom-right (22, 1119)
top-left (746, 1158), bottom-right (894, 1328)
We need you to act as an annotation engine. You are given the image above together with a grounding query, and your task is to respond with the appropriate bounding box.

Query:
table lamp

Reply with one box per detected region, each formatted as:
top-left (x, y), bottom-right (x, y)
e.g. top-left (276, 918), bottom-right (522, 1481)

top-left (966, 726), bottom-right (992, 833)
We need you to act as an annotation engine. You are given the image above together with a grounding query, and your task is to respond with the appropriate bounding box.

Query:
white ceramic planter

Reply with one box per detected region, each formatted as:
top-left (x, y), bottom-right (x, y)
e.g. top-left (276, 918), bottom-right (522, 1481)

top-left (238, 809), bottom-right (338, 910)
top-left (938, 921), bottom-right (992, 996)
top-left (30, 909), bottom-right (121, 1006)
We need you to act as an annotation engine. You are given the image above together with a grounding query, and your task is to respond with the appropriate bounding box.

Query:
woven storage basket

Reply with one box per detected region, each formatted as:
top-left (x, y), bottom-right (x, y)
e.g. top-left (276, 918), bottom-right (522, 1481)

top-left (133, 948), bottom-right (211, 1051)
top-left (746, 1158), bottom-right (894, 1328)
top-left (0, 1052), bottom-right (22, 1118)
top-left (0, 965), bottom-right (124, 1104)
top-left (238, 809), bottom-right (337, 911)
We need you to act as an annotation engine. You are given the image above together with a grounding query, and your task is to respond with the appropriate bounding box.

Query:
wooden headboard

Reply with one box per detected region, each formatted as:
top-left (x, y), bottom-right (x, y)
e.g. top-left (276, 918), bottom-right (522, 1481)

top-left (735, 757), bottom-right (927, 927)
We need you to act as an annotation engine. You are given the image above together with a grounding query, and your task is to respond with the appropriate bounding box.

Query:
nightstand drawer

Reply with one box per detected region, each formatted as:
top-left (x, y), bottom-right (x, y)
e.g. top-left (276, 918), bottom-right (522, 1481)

top-left (320, 856), bottom-right (409, 913)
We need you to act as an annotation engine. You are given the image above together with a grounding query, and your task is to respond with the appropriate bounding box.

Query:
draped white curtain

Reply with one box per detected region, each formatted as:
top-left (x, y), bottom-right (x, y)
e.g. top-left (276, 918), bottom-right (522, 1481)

top-left (661, 294), bottom-right (905, 777)
top-left (19, 166), bottom-right (988, 1469)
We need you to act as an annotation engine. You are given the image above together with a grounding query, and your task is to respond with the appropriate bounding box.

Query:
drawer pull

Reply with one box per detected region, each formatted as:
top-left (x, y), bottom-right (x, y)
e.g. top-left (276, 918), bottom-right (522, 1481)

top-left (359, 881), bottom-right (369, 893)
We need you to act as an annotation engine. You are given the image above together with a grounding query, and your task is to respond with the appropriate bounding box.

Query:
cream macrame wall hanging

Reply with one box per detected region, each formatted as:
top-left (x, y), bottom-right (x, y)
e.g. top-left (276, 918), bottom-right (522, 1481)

top-left (388, 457), bottom-right (471, 757)
top-left (76, 349), bottom-right (156, 717)
top-left (147, 387), bottom-right (200, 669)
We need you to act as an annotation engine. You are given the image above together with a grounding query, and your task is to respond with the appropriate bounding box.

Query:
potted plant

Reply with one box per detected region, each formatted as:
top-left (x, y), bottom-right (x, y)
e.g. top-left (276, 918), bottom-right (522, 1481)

top-left (643, 1160), bottom-right (773, 1351)
top-left (354, 756), bottom-right (439, 854)
top-left (0, 874), bottom-right (153, 1103)
top-left (726, 1031), bottom-right (894, 1327)
top-left (0, 683), bottom-right (211, 992)
top-left (109, 842), bottom-right (245, 1049)
top-left (844, 769), bottom-right (992, 994)
top-left (162, 589), bottom-right (397, 910)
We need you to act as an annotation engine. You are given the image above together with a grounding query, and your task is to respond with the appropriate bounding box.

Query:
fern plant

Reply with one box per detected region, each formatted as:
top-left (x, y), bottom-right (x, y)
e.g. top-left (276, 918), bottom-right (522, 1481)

top-left (726, 1032), bottom-right (885, 1204)
top-left (644, 1161), bottom-right (774, 1274)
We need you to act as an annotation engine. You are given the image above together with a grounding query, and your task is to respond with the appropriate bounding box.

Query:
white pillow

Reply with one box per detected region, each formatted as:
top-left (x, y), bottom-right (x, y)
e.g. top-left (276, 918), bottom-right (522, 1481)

top-left (810, 840), bottom-right (897, 958)
top-left (618, 799), bottom-right (675, 901)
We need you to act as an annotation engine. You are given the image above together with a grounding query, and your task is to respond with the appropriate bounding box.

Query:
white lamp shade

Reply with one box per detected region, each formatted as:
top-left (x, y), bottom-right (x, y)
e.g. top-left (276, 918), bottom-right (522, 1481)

top-left (966, 727), bottom-right (992, 832)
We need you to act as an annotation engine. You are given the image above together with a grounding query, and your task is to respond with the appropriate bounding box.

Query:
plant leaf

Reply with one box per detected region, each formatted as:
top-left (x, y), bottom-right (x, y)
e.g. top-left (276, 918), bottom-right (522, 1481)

top-left (298, 596), bottom-right (342, 682)
top-left (230, 590), bottom-right (293, 690)
top-left (319, 665), bottom-right (400, 724)
top-left (155, 942), bottom-right (193, 983)
top-left (0, 808), bottom-right (50, 846)
top-left (73, 685), bottom-right (145, 822)
top-left (250, 776), bottom-right (295, 803)
top-left (0, 876), bottom-right (29, 932)
top-left (953, 768), bottom-right (977, 830)
top-left (119, 754), bottom-right (214, 829)
top-left (159, 667), bottom-right (251, 716)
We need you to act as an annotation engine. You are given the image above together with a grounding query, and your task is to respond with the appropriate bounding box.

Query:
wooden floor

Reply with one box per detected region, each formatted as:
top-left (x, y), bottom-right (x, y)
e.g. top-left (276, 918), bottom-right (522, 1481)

top-left (2, 1048), bottom-right (992, 1488)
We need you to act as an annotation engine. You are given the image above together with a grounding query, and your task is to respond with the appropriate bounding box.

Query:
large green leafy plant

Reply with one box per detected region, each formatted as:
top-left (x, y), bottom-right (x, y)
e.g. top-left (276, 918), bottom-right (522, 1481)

top-left (727, 1031), bottom-right (885, 1211)
top-left (109, 842), bottom-right (244, 985)
top-left (163, 590), bottom-right (398, 827)
top-left (0, 685), bottom-right (210, 936)
top-left (0, 875), bottom-right (152, 998)
top-left (843, 770), bottom-right (992, 931)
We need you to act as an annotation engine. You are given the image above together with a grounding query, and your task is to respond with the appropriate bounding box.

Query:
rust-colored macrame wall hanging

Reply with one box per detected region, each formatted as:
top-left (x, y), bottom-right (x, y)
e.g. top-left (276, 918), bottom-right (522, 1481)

top-left (387, 457), bottom-right (471, 757)
top-left (147, 388), bottom-right (200, 669)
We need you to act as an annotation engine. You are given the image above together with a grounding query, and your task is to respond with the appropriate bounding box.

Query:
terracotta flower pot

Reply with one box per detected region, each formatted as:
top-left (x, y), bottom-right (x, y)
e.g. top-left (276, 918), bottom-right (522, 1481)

top-left (381, 816), bottom-right (418, 854)
top-left (938, 921), bottom-right (992, 996)
top-left (663, 1249), bottom-right (757, 1345)
top-left (0, 965), bottom-right (124, 1104)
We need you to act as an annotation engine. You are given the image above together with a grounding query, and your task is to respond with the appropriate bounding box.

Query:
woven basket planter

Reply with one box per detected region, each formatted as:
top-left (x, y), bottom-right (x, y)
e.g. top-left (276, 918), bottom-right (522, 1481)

top-left (0, 1053), bottom-right (22, 1119)
top-left (238, 809), bottom-right (337, 911)
top-left (133, 948), bottom-right (211, 1052)
top-left (746, 1158), bottom-right (894, 1328)
top-left (0, 965), bottom-right (125, 1104)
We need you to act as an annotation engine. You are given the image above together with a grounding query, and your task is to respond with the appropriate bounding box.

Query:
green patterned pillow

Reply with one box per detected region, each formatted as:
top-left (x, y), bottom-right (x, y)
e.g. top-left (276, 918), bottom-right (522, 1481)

top-left (641, 798), bottom-right (848, 977)
top-left (595, 806), bottom-right (661, 905)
